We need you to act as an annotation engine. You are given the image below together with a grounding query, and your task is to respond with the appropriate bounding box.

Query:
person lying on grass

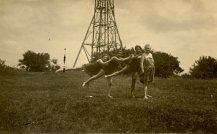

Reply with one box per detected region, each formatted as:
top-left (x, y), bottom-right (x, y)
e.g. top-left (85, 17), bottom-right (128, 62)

top-left (104, 44), bottom-right (155, 99)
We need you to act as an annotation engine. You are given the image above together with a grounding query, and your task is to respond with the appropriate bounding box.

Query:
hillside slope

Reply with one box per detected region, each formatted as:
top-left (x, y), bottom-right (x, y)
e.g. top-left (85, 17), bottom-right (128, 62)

top-left (0, 71), bottom-right (217, 133)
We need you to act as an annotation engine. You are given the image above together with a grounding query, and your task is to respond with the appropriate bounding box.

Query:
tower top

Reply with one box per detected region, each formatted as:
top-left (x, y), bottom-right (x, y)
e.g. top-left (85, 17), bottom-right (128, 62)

top-left (95, 0), bottom-right (114, 8)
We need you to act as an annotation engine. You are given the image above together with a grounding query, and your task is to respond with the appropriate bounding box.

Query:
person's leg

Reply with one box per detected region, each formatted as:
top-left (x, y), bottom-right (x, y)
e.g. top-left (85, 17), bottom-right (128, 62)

top-left (146, 84), bottom-right (152, 98)
top-left (143, 81), bottom-right (149, 100)
top-left (146, 68), bottom-right (154, 98)
top-left (140, 73), bottom-right (149, 99)
top-left (82, 69), bottom-right (105, 87)
top-left (131, 72), bottom-right (137, 98)
top-left (106, 77), bottom-right (113, 98)
top-left (143, 69), bottom-right (154, 99)
top-left (85, 83), bottom-right (93, 98)
top-left (105, 65), bottom-right (129, 78)
top-left (150, 67), bottom-right (155, 82)
top-left (116, 55), bottom-right (133, 62)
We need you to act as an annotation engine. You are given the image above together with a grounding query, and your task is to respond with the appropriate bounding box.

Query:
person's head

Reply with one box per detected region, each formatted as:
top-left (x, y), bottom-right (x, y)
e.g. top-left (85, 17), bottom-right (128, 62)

top-left (144, 44), bottom-right (151, 53)
top-left (102, 54), bottom-right (110, 61)
top-left (135, 45), bottom-right (143, 54)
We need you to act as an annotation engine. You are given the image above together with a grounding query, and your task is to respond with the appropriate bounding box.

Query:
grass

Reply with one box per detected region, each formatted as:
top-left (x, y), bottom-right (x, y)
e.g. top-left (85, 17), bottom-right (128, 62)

top-left (0, 71), bottom-right (217, 133)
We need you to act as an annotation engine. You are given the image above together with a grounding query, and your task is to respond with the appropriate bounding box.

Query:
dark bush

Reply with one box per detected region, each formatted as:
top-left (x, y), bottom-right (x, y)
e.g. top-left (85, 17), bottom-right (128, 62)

top-left (190, 56), bottom-right (217, 79)
top-left (18, 50), bottom-right (60, 72)
top-left (153, 52), bottom-right (183, 78)
top-left (0, 59), bottom-right (17, 75)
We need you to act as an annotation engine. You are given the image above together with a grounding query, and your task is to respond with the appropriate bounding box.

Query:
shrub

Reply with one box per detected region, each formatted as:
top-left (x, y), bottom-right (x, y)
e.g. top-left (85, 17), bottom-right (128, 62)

top-left (18, 50), bottom-right (60, 72)
top-left (190, 56), bottom-right (217, 79)
top-left (0, 59), bottom-right (17, 75)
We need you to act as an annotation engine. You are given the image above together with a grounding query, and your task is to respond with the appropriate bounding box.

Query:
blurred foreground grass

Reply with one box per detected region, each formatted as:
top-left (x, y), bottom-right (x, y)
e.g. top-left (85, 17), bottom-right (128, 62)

top-left (0, 71), bottom-right (217, 133)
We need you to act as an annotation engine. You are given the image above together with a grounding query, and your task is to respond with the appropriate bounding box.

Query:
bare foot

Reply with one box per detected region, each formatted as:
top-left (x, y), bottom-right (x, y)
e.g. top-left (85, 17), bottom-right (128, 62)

top-left (144, 96), bottom-right (148, 100)
top-left (86, 95), bottom-right (93, 98)
top-left (108, 95), bottom-right (113, 99)
top-left (147, 95), bottom-right (152, 98)
top-left (82, 82), bottom-right (86, 87)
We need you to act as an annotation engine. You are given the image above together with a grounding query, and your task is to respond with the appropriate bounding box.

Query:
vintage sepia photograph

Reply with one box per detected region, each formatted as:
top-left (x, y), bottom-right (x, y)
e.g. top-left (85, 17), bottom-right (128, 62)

top-left (0, 0), bottom-right (217, 133)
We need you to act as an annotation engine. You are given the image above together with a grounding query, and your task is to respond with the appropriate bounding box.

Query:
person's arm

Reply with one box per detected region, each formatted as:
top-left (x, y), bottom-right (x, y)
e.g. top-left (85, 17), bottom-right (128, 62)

top-left (115, 54), bottom-right (134, 62)
top-left (97, 59), bottom-right (104, 64)
top-left (97, 57), bottom-right (116, 65)
top-left (140, 53), bottom-right (145, 73)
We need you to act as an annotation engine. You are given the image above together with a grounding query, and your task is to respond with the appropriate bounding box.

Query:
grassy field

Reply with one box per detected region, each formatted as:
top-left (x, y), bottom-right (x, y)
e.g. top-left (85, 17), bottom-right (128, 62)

top-left (0, 71), bottom-right (217, 133)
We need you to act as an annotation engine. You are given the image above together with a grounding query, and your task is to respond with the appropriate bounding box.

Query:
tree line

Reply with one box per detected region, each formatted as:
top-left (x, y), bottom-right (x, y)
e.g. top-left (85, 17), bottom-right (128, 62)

top-left (188, 56), bottom-right (217, 79)
top-left (0, 59), bottom-right (17, 75)
top-left (1, 49), bottom-right (216, 79)
top-left (91, 47), bottom-right (217, 79)
top-left (18, 50), bottom-right (60, 72)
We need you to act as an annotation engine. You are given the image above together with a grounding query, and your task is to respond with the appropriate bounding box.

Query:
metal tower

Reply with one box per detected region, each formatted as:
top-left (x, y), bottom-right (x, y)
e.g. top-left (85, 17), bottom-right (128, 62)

top-left (73, 0), bottom-right (123, 67)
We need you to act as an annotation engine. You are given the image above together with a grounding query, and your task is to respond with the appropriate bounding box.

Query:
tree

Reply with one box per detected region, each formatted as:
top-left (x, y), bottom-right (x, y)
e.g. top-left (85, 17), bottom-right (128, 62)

top-left (48, 59), bottom-right (61, 72)
top-left (153, 52), bottom-right (183, 78)
top-left (181, 73), bottom-right (192, 79)
top-left (190, 56), bottom-right (217, 79)
top-left (18, 50), bottom-right (50, 72)
top-left (0, 58), bottom-right (16, 75)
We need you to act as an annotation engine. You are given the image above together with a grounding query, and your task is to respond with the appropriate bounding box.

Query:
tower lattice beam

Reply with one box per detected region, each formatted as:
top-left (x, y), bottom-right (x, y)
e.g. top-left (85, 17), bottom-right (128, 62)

top-left (73, 0), bottom-right (123, 68)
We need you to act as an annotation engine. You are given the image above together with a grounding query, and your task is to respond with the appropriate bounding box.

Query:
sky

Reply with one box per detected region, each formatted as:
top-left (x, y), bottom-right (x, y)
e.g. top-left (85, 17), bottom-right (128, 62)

top-left (0, 0), bottom-right (217, 73)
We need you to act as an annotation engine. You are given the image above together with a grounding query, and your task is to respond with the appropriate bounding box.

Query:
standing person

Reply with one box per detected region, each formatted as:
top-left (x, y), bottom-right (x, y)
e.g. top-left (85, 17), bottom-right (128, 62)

top-left (139, 44), bottom-right (155, 99)
top-left (82, 53), bottom-right (119, 98)
top-left (104, 45), bottom-right (144, 97)
top-left (105, 45), bottom-right (143, 78)
top-left (104, 44), bottom-right (155, 99)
